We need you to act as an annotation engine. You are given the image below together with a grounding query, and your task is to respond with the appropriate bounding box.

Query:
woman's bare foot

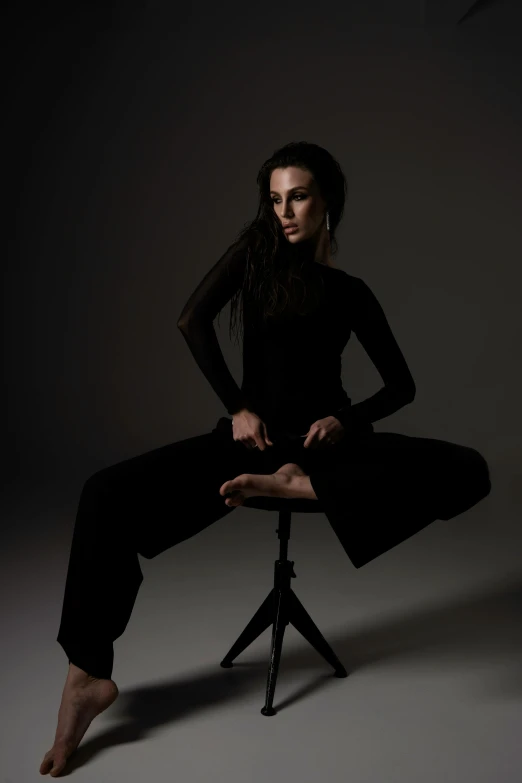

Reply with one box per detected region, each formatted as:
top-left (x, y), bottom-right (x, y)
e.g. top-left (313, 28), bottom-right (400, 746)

top-left (274, 463), bottom-right (307, 478)
top-left (219, 462), bottom-right (316, 506)
top-left (40, 662), bottom-right (119, 777)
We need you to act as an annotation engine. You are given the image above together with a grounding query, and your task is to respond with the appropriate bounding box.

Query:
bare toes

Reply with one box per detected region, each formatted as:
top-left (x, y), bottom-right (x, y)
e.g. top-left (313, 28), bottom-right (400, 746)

top-left (40, 746), bottom-right (68, 776)
top-left (226, 491), bottom-right (244, 507)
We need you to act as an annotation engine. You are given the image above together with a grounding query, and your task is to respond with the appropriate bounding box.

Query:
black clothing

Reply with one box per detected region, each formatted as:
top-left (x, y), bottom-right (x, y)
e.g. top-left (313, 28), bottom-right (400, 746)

top-left (56, 238), bottom-right (492, 680)
top-left (177, 236), bottom-right (416, 436)
top-left (57, 421), bottom-right (491, 680)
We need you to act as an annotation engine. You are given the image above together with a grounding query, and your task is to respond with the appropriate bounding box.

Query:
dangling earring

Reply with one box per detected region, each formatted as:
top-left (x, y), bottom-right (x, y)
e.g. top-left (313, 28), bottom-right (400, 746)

top-left (326, 210), bottom-right (330, 232)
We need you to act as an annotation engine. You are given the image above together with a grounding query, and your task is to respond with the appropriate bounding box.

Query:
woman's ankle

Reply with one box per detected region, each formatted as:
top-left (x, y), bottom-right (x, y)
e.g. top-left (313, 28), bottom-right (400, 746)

top-left (67, 662), bottom-right (103, 683)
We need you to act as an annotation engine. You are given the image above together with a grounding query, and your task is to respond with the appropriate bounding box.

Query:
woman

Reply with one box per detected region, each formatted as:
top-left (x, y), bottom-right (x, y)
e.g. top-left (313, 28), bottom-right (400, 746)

top-left (40, 141), bottom-right (491, 776)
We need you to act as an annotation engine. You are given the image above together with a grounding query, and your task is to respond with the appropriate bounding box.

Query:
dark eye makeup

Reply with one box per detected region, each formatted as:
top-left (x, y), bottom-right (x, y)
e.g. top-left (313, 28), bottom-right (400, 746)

top-left (271, 194), bottom-right (306, 203)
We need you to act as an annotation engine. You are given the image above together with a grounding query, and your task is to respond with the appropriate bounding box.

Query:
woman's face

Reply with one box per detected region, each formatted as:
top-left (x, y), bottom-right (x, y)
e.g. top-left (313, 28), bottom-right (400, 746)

top-left (269, 166), bottom-right (326, 244)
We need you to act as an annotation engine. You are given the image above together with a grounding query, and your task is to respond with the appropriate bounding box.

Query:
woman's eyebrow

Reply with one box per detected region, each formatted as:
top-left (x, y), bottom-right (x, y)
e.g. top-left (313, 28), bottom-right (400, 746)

top-left (269, 186), bottom-right (308, 195)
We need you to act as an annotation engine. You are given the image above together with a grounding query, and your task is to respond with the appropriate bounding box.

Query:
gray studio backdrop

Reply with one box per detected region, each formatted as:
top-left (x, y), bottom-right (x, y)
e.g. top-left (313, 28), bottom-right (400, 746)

top-left (5, 1), bottom-right (521, 517)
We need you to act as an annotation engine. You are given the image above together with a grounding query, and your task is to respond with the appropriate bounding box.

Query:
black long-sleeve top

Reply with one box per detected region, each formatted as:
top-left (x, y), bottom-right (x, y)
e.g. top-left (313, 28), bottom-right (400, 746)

top-left (177, 237), bottom-right (416, 436)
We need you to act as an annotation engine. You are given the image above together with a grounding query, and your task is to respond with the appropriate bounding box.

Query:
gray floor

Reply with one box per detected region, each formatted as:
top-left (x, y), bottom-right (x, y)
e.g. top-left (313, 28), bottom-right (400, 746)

top-left (1, 471), bottom-right (521, 783)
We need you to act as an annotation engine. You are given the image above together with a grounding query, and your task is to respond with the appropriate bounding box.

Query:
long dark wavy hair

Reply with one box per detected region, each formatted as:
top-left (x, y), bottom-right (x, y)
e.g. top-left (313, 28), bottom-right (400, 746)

top-left (223, 141), bottom-right (348, 347)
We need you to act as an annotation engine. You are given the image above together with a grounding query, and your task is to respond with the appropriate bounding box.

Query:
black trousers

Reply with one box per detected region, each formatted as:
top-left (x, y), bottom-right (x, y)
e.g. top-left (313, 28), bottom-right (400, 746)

top-left (56, 417), bottom-right (491, 680)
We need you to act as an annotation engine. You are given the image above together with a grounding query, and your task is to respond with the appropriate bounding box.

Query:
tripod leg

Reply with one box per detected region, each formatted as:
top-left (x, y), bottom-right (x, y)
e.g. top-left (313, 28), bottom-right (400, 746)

top-left (220, 589), bottom-right (275, 668)
top-left (261, 589), bottom-right (289, 716)
top-left (287, 591), bottom-right (348, 677)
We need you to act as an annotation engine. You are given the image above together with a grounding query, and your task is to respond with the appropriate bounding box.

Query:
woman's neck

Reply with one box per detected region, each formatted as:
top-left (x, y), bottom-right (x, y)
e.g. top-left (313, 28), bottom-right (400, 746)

top-left (313, 229), bottom-right (332, 265)
top-left (295, 229), bottom-right (331, 265)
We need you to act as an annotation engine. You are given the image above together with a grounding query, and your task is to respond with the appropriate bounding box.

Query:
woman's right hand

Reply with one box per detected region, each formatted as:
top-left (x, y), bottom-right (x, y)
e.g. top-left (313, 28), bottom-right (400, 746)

top-left (231, 409), bottom-right (274, 451)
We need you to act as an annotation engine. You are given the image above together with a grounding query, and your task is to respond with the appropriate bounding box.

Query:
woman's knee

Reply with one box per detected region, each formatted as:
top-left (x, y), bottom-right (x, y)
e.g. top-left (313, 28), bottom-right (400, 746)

top-left (83, 468), bottom-right (112, 494)
top-left (462, 446), bottom-right (492, 499)
top-left (84, 460), bottom-right (131, 490)
top-left (79, 467), bottom-right (124, 513)
top-left (474, 449), bottom-right (492, 496)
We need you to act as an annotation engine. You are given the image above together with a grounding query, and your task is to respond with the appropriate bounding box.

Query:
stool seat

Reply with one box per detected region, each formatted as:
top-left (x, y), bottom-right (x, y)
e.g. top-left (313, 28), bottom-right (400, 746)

top-left (243, 496), bottom-right (325, 513)
top-left (220, 500), bottom-right (348, 716)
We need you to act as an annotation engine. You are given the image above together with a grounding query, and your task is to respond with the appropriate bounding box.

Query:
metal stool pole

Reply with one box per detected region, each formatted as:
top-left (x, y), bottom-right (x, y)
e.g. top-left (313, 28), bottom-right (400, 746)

top-left (220, 508), bottom-right (348, 716)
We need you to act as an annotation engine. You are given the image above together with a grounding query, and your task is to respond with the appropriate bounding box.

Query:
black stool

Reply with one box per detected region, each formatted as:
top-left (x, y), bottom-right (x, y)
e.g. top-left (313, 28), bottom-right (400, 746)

top-left (219, 495), bottom-right (348, 716)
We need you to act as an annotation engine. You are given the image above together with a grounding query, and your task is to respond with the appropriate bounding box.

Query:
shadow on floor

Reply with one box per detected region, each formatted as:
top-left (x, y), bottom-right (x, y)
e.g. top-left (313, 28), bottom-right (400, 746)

top-left (62, 572), bottom-right (522, 775)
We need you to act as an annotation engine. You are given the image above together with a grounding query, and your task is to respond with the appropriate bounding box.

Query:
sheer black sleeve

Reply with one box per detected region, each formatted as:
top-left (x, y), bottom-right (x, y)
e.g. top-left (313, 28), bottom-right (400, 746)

top-left (177, 236), bottom-right (252, 416)
top-left (333, 277), bottom-right (416, 432)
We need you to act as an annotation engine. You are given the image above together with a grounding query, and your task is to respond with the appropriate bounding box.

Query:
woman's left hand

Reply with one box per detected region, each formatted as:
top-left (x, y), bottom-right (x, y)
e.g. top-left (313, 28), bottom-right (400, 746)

top-left (303, 416), bottom-right (345, 449)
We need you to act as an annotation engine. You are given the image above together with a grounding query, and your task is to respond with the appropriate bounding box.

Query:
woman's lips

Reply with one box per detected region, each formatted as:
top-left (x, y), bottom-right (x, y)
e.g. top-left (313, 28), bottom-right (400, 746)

top-left (284, 226), bottom-right (298, 233)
